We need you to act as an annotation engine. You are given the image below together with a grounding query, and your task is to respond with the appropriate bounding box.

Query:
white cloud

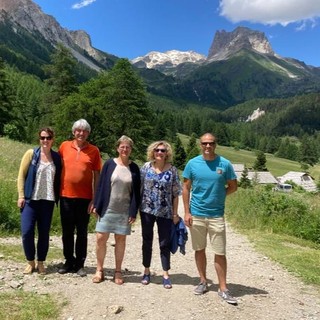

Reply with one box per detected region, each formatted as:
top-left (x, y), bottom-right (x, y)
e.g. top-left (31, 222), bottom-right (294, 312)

top-left (219, 0), bottom-right (320, 27)
top-left (72, 0), bottom-right (97, 10)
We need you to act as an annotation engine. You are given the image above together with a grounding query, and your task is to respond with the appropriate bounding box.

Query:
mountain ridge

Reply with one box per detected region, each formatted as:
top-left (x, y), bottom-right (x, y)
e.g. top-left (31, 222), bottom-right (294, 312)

top-left (207, 26), bottom-right (274, 61)
top-left (132, 26), bottom-right (319, 82)
top-left (2, 0), bottom-right (319, 77)
top-left (1, 0), bottom-right (320, 108)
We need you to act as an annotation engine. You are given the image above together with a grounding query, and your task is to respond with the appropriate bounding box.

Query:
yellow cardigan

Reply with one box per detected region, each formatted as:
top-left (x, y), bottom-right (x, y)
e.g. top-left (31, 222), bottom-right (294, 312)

top-left (17, 149), bottom-right (34, 199)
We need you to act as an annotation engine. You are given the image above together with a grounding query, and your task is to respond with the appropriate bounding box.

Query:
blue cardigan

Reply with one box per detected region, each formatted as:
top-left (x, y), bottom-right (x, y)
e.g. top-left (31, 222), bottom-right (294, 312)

top-left (170, 217), bottom-right (188, 255)
top-left (94, 159), bottom-right (141, 218)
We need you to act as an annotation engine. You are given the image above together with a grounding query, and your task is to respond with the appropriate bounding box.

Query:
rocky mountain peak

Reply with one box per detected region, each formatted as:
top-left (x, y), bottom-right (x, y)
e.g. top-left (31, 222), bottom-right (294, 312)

top-left (207, 26), bottom-right (274, 61)
top-left (1, 0), bottom-right (73, 46)
top-left (0, 0), bottom-right (30, 12)
top-left (0, 0), bottom-right (104, 70)
top-left (131, 50), bottom-right (206, 69)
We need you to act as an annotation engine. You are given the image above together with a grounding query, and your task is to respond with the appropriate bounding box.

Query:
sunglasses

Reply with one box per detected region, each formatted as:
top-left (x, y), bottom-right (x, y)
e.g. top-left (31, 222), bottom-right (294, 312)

top-left (201, 142), bottom-right (216, 146)
top-left (154, 148), bottom-right (167, 153)
top-left (40, 136), bottom-right (53, 141)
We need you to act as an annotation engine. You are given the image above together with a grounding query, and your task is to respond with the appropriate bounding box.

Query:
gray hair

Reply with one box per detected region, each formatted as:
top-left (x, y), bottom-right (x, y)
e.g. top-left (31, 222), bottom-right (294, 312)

top-left (72, 119), bottom-right (91, 133)
top-left (116, 135), bottom-right (134, 148)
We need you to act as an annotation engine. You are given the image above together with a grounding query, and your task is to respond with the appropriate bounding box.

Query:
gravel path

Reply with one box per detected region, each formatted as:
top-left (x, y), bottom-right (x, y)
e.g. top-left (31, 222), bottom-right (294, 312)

top-left (1, 200), bottom-right (320, 320)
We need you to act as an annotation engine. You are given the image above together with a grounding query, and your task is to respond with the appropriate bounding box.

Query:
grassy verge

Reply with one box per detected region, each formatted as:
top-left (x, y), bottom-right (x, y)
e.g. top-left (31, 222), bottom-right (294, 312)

top-left (0, 240), bottom-right (64, 320)
top-left (0, 243), bottom-right (62, 263)
top-left (234, 229), bottom-right (320, 286)
top-left (0, 291), bottom-right (63, 320)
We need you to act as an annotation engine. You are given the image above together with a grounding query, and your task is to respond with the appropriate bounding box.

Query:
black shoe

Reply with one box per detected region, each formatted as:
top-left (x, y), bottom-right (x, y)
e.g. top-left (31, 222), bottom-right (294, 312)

top-left (58, 263), bottom-right (74, 274)
top-left (76, 267), bottom-right (87, 277)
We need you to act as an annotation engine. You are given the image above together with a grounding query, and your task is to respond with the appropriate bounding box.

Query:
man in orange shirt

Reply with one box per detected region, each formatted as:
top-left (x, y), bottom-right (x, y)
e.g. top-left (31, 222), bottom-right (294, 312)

top-left (58, 119), bottom-right (101, 276)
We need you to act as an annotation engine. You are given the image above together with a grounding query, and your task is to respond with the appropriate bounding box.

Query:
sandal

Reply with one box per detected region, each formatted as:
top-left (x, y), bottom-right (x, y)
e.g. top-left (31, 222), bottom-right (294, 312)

top-left (163, 277), bottom-right (172, 289)
top-left (114, 270), bottom-right (124, 285)
top-left (141, 273), bottom-right (151, 285)
top-left (92, 270), bottom-right (104, 283)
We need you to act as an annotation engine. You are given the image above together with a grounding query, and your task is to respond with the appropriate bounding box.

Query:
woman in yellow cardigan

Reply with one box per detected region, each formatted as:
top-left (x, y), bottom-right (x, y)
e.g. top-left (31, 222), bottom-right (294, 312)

top-left (17, 127), bottom-right (61, 275)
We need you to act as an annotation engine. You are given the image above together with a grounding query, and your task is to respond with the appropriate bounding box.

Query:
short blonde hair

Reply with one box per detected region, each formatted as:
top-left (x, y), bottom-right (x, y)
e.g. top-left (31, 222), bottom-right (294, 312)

top-left (146, 140), bottom-right (173, 163)
top-left (116, 135), bottom-right (134, 148)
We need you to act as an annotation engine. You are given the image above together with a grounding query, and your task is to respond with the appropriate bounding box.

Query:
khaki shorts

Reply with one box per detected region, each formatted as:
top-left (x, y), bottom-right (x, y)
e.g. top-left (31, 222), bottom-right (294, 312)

top-left (189, 216), bottom-right (226, 255)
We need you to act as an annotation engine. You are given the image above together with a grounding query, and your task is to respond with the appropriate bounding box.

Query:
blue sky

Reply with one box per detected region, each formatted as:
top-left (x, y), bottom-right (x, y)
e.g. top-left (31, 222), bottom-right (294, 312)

top-left (32, 0), bottom-right (320, 66)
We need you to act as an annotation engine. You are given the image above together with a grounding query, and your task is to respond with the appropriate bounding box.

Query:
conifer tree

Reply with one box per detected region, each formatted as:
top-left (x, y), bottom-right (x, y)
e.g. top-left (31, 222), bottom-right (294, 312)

top-left (298, 135), bottom-right (319, 166)
top-left (0, 58), bottom-right (14, 134)
top-left (45, 44), bottom-right (77, 99)
top-left (53, 59), bottom-right (154, 159)
top-left (253, 150), bottom-right (267, 171)
top-left (238, 166), bottom-right (251, 188)
top-left (186, 133), bottom-right (200, 162)
top-left (173, 135), bottom-right (187, 170)
top-left (100, 59), bottom-right (154, 158)
top-left (186, 133), bottom-right (197, 154)
top-left (153, 111), bottom-right (167, 140)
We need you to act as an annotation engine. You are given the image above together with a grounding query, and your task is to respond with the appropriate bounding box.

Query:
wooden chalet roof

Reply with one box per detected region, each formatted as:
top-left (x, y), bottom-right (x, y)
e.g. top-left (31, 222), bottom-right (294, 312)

top-left (232, 164), bottom-right (278, 184)
top-left (247, 171), bottom-right (278, 184)
top-left (277, 171), bottom-right (317, 192)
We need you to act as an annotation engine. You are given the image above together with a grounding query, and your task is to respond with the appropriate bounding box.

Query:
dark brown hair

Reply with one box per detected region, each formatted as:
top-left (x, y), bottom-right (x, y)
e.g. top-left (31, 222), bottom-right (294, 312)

top-left (38, 127), bottom-right (54, 138)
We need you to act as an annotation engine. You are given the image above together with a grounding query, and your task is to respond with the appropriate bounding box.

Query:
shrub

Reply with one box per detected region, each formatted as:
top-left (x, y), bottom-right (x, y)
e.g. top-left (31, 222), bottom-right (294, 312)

top-left (226, 187), bottom-right (320, 244)
top-left (3, 123), bottom-right (20, 141)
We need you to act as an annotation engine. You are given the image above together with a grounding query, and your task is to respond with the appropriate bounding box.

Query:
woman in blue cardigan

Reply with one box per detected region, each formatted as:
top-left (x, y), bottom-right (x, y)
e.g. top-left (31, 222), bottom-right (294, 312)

top-left (17, 127), bottom-right (61, 275)
top-left (92, 135), bottom-right (140, 284)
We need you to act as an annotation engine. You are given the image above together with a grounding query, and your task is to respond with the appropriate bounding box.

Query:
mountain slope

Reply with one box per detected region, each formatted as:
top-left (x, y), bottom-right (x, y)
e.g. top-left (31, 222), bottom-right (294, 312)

top-left (0, 0), bottom-right (117, 73)
top-left (131, 27), bottom-right (320, 107)
top-left (137, 49), bottom-right (320, 107)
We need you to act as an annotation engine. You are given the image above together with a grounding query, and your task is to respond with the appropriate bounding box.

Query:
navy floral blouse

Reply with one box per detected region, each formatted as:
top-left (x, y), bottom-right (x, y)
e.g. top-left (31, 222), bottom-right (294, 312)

top-left (140, 162), bottom-right (182, 219)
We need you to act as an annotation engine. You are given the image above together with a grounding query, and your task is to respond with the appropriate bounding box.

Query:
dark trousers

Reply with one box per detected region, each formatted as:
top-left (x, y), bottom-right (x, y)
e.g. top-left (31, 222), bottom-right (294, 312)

top-left (21, 200), bottom-right (55, 261)
top-left (60, 197), bottom-right (91, 269)
top-left (141, 212), bottom-right (172, 271)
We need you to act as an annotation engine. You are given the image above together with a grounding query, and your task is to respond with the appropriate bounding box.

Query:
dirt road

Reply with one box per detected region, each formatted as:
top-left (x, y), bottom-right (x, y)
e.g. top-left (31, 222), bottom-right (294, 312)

top-left (1, 201), bottom-right (320, 320)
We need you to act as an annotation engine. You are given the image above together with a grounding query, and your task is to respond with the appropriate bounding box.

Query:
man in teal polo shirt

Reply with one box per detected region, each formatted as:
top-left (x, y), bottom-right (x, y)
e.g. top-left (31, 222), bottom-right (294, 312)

top-left (182, 132), bottom-right (238, 304)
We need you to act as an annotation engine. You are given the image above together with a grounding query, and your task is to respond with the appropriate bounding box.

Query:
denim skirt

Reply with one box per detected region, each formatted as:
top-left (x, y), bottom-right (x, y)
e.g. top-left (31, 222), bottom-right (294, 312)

top-left (95, 209), bottom-right (131, 235)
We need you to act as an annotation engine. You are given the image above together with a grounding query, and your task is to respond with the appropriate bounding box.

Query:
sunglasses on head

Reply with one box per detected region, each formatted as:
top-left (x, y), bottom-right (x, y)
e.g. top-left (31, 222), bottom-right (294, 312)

top-left (40, 136), bottom-right (53, 141)
top-left (154, 148), bottom-right (167, 153)
top-left (201, 141), bottom-right (216, 146)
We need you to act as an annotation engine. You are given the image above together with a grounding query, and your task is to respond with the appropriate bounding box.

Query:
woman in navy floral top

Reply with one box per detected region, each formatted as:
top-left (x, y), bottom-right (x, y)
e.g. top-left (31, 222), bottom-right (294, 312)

top-left (140, 140), bottom-right (181, 289)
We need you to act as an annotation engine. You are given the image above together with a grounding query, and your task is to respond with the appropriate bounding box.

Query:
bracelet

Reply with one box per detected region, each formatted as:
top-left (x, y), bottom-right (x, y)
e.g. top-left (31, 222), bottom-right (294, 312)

top-left (173, 214), bottom-right (179, 217)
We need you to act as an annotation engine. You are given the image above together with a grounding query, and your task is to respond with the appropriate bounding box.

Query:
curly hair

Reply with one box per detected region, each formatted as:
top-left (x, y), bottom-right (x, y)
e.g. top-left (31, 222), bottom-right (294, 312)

top-left (146, 140), bottom-right (173, 163)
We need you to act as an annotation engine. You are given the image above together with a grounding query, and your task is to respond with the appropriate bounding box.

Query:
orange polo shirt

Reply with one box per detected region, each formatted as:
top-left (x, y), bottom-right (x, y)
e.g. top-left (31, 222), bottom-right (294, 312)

top-left (59, 140), bottom-right (102, 199)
